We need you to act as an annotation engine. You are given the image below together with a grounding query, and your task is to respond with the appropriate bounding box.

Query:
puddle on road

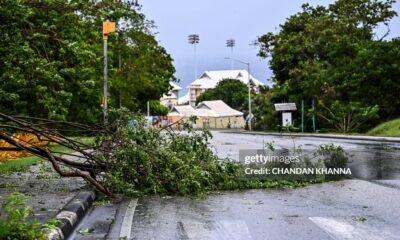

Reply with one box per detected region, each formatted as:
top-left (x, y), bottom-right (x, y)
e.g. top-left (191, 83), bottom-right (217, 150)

top-left (348, 145), bottom-right (400, 180)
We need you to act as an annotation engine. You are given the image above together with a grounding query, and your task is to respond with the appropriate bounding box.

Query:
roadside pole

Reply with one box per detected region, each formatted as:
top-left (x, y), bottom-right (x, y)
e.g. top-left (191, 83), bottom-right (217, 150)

top-left (247, 63), bottom-right (252, 131)
top-left (312, 99), bottom-right (316, 132)
top-left (102, 21), bottom-right (116, 124)
top-left (301, 99), bottom-right (304, 132)
top-left (147, 101), bottom-right (150, 117)
top-left (103, 38), bottom-right (108, 123)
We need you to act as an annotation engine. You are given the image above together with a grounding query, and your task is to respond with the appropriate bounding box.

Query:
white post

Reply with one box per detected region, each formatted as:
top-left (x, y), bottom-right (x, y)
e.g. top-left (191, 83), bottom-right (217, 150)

top-left (230, 47), bottom-right (234, 70)
top-left (147, 101), bottom-right (150, 117)
top-left (194, 43), bottom-right (198, 79)
top-left (247, 64), bottom-right (252, 131)
top-left (103, 39), bottom-right (108, 124)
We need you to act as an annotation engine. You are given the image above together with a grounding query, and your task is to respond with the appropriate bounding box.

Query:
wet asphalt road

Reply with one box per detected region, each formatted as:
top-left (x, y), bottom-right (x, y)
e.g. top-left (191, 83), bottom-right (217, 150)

top-left (209, 131), bottom-right (400, 181)
top-left (70, 131), bottom-right (400, 240)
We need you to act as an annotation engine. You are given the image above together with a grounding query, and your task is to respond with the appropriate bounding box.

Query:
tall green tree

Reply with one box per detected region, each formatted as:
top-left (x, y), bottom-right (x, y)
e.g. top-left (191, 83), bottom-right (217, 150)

top-left (0, 0), bottom-right (175, 123)
top-left (256, 0), bottom-right (399, 130)
top-left (196, 79), bottom-right (248, 111)
top-left (252, 86), bottom-right (278, 131)
top-left (110, 29), bottom-right (175, 112)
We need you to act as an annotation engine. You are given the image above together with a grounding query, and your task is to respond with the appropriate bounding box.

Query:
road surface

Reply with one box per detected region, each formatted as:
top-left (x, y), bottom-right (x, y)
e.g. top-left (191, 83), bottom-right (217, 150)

top-left (69, 131), bottom-right (400, 240)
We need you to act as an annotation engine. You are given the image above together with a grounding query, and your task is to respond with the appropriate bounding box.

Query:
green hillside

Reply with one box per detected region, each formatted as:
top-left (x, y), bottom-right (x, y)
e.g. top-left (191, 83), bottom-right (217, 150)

top-left (368, 119), bottom-right (400, 137)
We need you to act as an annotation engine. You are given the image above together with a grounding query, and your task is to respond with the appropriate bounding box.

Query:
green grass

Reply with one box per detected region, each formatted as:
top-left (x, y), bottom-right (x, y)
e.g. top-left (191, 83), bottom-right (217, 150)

top-left (0, 137), bottom-right (94, 174)
top-left (368, 118), bottom-right (400, 137)
top-left (0, 155), bottom-right (42, 175)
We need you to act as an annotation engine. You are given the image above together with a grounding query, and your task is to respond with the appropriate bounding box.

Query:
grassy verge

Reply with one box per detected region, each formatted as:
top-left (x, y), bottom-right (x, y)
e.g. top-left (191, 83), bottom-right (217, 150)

top-left (368, 118), bottom-right (400, 137)
top-left (0, 155), bottom-right (42, 175)
top-left (0, 137), bottom-right (94, 174)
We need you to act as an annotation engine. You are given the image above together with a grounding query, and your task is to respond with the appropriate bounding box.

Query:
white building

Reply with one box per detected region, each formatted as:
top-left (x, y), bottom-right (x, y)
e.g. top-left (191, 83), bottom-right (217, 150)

top-left (160, 82), bottom-right (182, 108)
top-left (168, 105), bottom-right (195, 117)
top-left (168, 100), bottom-right (245, 128)
top-left (186, 70), bottom-right (264, 106)
top-left (177, 92), bottom-right (190, 105)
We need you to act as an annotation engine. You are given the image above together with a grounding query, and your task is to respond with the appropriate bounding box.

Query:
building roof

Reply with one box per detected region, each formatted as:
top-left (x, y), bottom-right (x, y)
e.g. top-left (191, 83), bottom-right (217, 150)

top-left (187, 70), bottom-right (264, 89)
top-left (162, 94), bottom-right (178, 100)
top-left (168, 105), bottom-right (195, 117)
top-left (162, 82), bottom-right (182, 99)
top-left (168, 100), bottom-right (243, 118)
top-left (170, 82), bottom-right (182, 91)
top-left (177, 92), bottom-right (190, 105)
top-left (194, 100), bottom-right (243, 117)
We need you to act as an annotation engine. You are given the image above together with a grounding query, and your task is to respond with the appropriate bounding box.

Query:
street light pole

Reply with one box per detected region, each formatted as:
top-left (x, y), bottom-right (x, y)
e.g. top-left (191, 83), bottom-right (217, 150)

top-left (103, 39), bottom-right (108, 123)
top-left (224, 57), bottom-right (252, 131)
top-left (188, 34), bottom-right (200, 78)
top-left (188, 34), bottom-right (200, 107)
top-left (102, 21), bottom-right (116, 124)
top-left (247, 63), bottom-right (252, 131)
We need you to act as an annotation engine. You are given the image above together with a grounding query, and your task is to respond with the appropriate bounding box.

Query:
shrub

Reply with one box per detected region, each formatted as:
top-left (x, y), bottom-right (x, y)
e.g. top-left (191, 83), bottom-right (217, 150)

top-left (317, 144), bottom-right (349, 169)
top-left (0, 192), bottom-right (50, 240)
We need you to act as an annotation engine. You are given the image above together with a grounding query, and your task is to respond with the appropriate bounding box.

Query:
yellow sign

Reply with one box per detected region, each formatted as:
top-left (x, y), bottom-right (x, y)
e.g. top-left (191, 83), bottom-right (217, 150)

top-left (102, 21), bottom-right (116, 40)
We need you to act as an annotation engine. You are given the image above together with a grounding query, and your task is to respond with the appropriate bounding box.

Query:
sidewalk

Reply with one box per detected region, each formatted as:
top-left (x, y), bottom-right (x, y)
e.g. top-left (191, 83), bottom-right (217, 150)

top-left (0, 155), bottom-right (95, 239)
top-left (220, 130), bottom-right (400, 143)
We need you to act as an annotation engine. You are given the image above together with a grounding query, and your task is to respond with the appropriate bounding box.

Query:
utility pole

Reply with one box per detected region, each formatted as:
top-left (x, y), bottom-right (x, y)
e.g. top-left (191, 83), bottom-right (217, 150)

top-left (301, 99), bottom-right (304, 133)
top-left (102, 21), bottom-right (116, 124)
top-left (118, 35), bottom-right (122, 108)
top-left (312, 99), bottom-right (316, 132)
top-left (224, 57), bottom-right (252, 131)
top-left (226, 39), bottom-right (235, 70)
top-left (247, 64), bottom-right (252, 131)
top-left (147, 101), bottom-right (150, 117)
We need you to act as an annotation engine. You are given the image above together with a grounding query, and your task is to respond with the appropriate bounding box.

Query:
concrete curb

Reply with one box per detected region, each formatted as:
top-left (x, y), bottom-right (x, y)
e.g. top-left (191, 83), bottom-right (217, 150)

top-left (220, 130), bottom-right (400, 143)
top-left (46, 191), bottom-right (96, 240)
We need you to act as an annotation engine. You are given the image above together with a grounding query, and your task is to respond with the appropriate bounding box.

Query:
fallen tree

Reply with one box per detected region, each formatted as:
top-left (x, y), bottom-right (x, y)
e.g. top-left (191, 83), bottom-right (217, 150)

top-left (0, 109), bottom-right (349, 197)
top-left (0, 112), bottom-right (112, 195)
top-left (0, 110), bottom-right (242, 197)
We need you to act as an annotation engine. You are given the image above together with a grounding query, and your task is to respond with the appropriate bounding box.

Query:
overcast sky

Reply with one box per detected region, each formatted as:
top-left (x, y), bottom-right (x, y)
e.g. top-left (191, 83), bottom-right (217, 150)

top-left (140, 0), bottom-right (400, 93)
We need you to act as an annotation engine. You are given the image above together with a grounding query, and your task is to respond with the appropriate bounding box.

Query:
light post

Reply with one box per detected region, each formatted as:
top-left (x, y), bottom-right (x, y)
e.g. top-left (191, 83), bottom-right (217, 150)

top-left (102, 21), bottom-right (116, 124)
top-left (224, 57), bottom-right (252, 131)
top-left (188, 34), bottom-right (200, 107)
top-left (226, 39), bottom-right (235, 70)
top-left (188, 34), bottom-right (200, 78)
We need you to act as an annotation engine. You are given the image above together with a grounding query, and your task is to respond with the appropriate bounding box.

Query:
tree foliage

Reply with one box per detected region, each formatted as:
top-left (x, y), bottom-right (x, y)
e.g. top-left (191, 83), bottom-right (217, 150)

top-left (0, 110), bottom-right (349, 197)
top-left (256, 0), bottom-right (399, 131)
top-left (196, 79), bottom-right (248, 111)
top-left (318, 100), bottom-right (379, 133)
top-left (0, 0), bottom-right (175, 123)
top-left (252, 86), bottom-right (278, 131)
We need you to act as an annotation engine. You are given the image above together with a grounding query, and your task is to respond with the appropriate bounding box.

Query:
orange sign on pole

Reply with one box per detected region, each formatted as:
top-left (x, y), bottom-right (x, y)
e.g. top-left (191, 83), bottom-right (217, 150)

top-left (102, 21), bottom-right (116, 40)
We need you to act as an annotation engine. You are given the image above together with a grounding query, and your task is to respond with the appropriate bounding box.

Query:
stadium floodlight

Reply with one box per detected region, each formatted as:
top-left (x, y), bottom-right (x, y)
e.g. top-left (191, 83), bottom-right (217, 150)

top-left (226, 39), bottom-right (235, 69)
top-left (188, 34), bottom-right (200, 107)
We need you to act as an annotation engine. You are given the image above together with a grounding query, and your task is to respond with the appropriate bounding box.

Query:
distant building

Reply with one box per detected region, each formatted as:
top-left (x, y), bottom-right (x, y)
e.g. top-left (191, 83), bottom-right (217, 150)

top-left (167, 104), bottom-right (195, 125)
top-left (168, 105), bottom-right (195, 118)
top-left (160, 82), bottom-right (182, 108)
top-left (177, 92), bottom-right (190, 105)
top-left (193, 100), bottom-right (245, 128)
top-left (187, 70), bottom-right (264, 106)
top-left (167, 100), bottom-right (245, 129)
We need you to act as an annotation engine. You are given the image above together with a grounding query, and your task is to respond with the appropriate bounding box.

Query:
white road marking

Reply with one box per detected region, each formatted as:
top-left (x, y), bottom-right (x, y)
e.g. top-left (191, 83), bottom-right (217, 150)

top-left (46, 227), bottom-right (64, 240)
top-left (309, 217), bottom-right (400, 240)
top-left (119, 199), bottom-right (138, 239)
top-left (180, 219), bottom-right (253, 240)
top-left (56, 210), bottom-right (78, 226)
